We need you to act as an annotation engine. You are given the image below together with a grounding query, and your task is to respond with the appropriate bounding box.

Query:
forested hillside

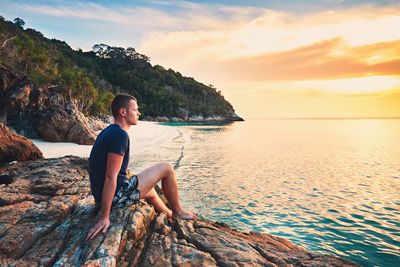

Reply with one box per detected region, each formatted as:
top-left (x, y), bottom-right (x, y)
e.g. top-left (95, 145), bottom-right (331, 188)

top-left (0, 16), bottom-right (242, 121)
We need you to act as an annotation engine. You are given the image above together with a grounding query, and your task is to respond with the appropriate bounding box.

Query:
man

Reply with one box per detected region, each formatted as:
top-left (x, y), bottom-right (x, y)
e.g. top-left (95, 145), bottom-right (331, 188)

top-left (86, 94), bottom-right (197, 241)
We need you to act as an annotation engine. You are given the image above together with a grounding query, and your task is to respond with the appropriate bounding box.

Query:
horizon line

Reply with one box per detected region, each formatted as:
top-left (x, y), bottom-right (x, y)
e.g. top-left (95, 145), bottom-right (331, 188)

top-left (244, 116), bottom-right (400, 120)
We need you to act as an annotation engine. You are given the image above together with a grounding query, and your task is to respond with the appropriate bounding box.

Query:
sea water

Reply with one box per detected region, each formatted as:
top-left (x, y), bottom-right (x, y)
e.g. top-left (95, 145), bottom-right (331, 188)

top-left (155, 118), bottom-right (399, 266)
top-left (33, 119), bottom-right (400, 266)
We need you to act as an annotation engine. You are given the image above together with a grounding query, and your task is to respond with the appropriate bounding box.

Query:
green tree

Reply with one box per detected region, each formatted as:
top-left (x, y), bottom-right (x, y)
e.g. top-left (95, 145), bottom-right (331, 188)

top-left (13, 18), bottom-right (25, 28)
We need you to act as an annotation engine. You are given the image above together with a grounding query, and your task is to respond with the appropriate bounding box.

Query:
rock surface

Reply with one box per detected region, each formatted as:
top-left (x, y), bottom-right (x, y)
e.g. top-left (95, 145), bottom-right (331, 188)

top-left (37, 94), bottom-right (97, 145)
top-left (143, 113), bottom-right (244, 123)
top-left (0, 64), bottom-right (98, 144)
top-left (0, 156), bottom-right (358, 266)
top-left (0, 123), bottom-right (43, 163)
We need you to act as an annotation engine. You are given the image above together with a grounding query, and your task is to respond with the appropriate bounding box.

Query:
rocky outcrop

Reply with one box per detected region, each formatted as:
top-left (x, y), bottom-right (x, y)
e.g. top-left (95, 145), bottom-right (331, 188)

top-left (87, 116), bottom-right (108, 132)
top-left (0, 123), bottom-right (43, 163)
top-left (0, 64), bottom-right (98, 144)
top-left (144, 113), bottom-right (244, 123)
top-left (0, 64), bottom-right (46, 135)
top-left (0, 156), bottom-right (358, 266)
top-left (37, 94), bottom-right (96, 145)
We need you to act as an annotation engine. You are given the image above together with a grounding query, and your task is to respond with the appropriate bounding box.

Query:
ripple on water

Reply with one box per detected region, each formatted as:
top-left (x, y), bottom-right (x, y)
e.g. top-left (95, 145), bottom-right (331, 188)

top-left (383, 206), bottom-right (397, 212)
top-left (247, 202), bottom-right (257, 207)
top-left (163, 119), bottom-right (400, 266)
top-left (327, 209), bottom-right (340, 213)
top-left (350, 213), bottom-right (365, 220)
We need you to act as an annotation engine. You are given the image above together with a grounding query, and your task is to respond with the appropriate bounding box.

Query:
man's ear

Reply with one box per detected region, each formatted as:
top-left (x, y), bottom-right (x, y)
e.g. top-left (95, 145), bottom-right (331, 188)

top-left (119, 108), bottom-right (127, 117)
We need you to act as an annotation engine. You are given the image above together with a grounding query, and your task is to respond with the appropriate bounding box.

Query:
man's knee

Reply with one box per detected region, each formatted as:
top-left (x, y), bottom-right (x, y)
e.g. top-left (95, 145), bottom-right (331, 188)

top-left (142, 187), bottom-right (157, 199)
top-left (159, 161), bottom-right (174, 176)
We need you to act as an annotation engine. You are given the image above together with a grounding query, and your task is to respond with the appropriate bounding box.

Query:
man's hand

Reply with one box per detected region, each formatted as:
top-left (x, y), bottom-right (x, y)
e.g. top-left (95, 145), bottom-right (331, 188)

top-left (85, 217), bottom-right (110, 241)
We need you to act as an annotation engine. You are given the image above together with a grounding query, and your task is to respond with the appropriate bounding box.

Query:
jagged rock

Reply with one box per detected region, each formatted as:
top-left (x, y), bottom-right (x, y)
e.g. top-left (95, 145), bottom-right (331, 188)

top-left (0, 123), bottom-right (43, 163)
top-left (0, 64), bottom-right (99, 144)
top-left (227, 112), bottom-right (245, 121)
top-left (0, 64), bottom-right (30, 103)
top-left (0, 64), bottom-right (46, 132)
top-left (155, 116), bottom-right (170, 122)
top-left (37, 94), bottom-right (97, 145)
top-left (170, 117), bottom-right (185, 122)
top-left (147, 113), bottom-right (245, 123)
top-left (87, 116), bottom-right (108, 132)
top-left (188, 115), bottom-right (204, 121)
top-left (0, 156), bottom-right (358, 266)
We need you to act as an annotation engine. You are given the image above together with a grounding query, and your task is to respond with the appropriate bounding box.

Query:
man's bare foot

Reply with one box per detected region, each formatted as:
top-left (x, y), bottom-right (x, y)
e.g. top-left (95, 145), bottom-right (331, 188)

top-left (172, 209), bottom-right (198, 220)
top-left (164, 209), bottom-right (173, 219)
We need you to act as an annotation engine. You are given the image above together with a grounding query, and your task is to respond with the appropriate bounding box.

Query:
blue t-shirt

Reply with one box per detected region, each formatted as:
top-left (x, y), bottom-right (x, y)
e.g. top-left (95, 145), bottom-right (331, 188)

top-left (89, 124), bottom-right (130, 203)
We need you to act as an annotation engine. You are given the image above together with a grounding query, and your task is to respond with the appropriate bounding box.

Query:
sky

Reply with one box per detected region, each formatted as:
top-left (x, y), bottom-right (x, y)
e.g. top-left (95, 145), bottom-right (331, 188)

top-left (1, 0), bottom-right (400, 118)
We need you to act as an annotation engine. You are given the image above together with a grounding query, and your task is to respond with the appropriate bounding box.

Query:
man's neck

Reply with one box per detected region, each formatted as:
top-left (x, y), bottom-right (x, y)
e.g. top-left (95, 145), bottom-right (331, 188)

top-left (114, 119), bottom-right (130, 131)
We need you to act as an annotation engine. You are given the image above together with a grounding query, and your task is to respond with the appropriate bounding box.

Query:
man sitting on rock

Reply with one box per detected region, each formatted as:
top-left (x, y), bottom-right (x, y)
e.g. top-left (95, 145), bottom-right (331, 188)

top-left (86, 94), bottom-right (197, 241)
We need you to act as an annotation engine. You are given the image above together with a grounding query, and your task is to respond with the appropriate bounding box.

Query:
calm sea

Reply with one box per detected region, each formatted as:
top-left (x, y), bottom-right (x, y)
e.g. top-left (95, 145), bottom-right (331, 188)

top-left (130, 118), bottom-right (400, 266)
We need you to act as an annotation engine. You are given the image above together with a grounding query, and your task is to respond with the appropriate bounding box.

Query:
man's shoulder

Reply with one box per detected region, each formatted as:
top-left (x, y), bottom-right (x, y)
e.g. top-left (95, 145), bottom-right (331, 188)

top-left (102, 124), bottom-right (129, 138)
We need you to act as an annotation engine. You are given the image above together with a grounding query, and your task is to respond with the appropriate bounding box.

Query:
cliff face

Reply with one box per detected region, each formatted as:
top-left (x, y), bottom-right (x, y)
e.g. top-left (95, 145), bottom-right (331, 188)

top-left (1, 19), bottom-right (243, 123)
top-left (0, 156), bottom-right (358, 266)
top-left (0, 64), bottom-right (97, 144)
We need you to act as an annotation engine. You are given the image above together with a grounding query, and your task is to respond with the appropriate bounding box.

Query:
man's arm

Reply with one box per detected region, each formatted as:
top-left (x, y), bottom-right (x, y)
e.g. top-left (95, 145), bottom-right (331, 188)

top-left (86, 152), bottom-right (124, 241)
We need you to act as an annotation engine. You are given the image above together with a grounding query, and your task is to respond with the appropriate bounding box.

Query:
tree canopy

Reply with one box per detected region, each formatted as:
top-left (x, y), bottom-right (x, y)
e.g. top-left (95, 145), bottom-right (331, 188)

top-left (0, 16), bottom-right (236, 119)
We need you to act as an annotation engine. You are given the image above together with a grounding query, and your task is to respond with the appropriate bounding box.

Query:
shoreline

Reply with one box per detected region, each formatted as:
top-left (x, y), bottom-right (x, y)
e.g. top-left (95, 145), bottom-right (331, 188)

top-left (0, 155), bottom-right (358, 266)
top-left (30, 121), bottom-right (164, 158)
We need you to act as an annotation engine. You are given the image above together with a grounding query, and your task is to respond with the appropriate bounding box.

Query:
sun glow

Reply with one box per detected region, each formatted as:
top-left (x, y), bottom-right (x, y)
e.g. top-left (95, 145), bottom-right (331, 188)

top-left (284, 76), bottom-right (400, 94)
top-left (2, 0), bottom-right (399, 118)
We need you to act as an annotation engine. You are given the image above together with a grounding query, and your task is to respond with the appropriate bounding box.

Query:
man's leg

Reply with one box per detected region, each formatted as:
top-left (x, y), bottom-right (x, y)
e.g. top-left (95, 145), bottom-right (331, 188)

top-left (142, 188), bottom-right (172, 218)
top-left (136, 162), bottom-right (197, 220)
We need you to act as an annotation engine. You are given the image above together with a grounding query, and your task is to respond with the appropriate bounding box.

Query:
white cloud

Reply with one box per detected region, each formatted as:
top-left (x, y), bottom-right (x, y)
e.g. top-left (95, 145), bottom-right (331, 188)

top-left (138, 4), bottom-right (400, 61)
top-left (3, 0), bottom-right (400, 117)
top-left (15, 2), bottom-right (130, 23)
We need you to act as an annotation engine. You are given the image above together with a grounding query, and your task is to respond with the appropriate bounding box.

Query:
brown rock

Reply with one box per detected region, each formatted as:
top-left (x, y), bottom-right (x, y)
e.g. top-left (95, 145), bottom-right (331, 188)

top-left (1, 64), bottom-right (98, 144)
top-left (0, 123), bottom-right (43, 163)
top-left (82, 256), bottom-right (116, 267)
top-left (87, 115), bottom-right (107, 132)
top-left (0, 64), bottom-right (47, 133)
top-left (0, 156), bottom-right (358, 266)
top-left (37, 94), bottom-right (96, 145)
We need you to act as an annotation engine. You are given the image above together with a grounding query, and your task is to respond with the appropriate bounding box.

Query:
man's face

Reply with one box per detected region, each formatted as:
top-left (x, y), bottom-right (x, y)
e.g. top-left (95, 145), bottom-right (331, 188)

top-left (125, 99), bottom-right (141, 125)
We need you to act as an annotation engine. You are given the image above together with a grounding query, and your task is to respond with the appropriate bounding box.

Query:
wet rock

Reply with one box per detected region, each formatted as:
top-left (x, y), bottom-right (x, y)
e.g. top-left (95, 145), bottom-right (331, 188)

top-left (0, 123), bottom-right (43, 163)
top-left (0, 156), bottom-right (358, 266)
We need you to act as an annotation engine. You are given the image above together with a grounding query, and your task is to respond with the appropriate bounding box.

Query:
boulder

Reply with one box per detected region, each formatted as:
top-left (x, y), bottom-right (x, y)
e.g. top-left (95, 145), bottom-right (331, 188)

top-left (188, 114), bottom-right (204, 121)
top-left (0, 64), bottom-right (98, 144)
top-left (87, 116), bottom-right (108, 132)
top-left (170, 117), bottom-right (185, 122)
top-left (154, 116), bottom-right (170, 122)
top-left (0, 123), bottom-right (43, 163)
top-left (0, 156), bottom-right (358, 266)
top-left (37, 94), bottom-right (97, 145)
top-left (0, 64), bottom-right (43, 135)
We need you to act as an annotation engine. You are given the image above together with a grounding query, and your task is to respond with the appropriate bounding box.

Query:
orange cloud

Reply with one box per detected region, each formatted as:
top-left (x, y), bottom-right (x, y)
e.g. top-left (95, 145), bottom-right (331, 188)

top-left (210, 38), bottom-right (400, 82)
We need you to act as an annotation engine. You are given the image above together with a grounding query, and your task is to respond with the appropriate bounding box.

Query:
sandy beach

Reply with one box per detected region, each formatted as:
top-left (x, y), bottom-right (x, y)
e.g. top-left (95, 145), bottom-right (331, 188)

top-left (31, 121), bottom-right (172, 158)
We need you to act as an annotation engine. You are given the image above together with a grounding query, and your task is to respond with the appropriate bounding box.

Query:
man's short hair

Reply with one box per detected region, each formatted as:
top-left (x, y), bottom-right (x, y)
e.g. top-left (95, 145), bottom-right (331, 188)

top-left (111, 94), bottom-right (137, 118)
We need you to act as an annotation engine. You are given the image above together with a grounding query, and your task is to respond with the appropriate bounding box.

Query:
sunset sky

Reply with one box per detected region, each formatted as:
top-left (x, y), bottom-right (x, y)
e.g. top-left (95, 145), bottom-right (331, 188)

top-left (1, 0), bottom-right (399, 118)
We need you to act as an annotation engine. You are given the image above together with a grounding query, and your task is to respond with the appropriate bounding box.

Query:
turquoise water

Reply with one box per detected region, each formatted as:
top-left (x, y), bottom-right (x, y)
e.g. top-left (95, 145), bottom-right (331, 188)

top-left (151, 118), bottom-right (400, 266)
top-left (32, 119), bottom-right (399, 265)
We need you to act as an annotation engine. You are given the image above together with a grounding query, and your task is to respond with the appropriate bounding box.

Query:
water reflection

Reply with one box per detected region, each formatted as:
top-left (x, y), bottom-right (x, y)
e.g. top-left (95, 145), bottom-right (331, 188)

top-left (171, 118), bottom-right (400, 266)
